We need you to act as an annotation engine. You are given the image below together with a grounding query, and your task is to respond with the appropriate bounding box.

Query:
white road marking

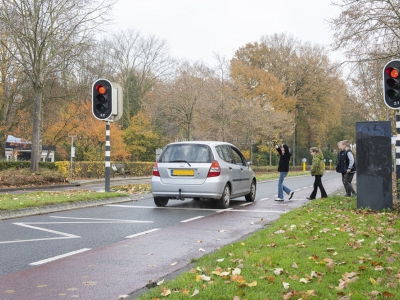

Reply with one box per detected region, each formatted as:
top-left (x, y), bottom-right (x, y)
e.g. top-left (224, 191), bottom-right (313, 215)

top-left (106, 204), bottom-right (221, 211)
top-left (125, 228), bottom-right (160, 239)
top-left (258, 198), bottom-right (269, 201)
top-left (29, 248), bottom-right (91, 266)
top-left (0, 217), bottom-right (153, 244)
top-left (240, 202), bottom-right (253, 207)
top-left (108, 205), bottom-right (286, 214)
top-left (50, 216), bottom-right (152, 223)
top-left (181, 216), bottom-right (204, 223)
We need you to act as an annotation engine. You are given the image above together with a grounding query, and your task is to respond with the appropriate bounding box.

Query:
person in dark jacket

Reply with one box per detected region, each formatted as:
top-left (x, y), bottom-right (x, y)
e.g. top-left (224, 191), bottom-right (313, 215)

top-left (307, 147), bottom-right (328, 200)
top-left (275, 144), bottom-right (294, 201)
top-left (336, 140), bottom-right (357, 197)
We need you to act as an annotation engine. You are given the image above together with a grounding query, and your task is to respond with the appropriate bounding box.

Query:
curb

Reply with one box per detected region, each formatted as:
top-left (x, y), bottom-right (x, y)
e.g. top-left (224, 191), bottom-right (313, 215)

top-left (0, 196), bottom-right (136, 220)
top-left (0, 182), bottom-right (81, 193)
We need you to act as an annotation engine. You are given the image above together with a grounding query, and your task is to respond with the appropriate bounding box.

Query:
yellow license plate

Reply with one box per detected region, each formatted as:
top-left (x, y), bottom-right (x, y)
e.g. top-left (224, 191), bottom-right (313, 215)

top-left (171, 169), bottom-right (194, 176)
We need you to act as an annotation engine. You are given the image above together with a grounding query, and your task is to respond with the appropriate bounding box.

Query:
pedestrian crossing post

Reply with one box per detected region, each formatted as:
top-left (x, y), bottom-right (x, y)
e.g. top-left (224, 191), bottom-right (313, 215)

top-left (105, 121), bottom-right (111, 192)
top-left (396, 114), bottom-right (400, 198)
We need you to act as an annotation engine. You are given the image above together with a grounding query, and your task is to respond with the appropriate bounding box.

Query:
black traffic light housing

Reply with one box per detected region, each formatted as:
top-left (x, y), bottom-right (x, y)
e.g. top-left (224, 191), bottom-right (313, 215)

top-left (383, 60), bottom-right (400, 109)
top-left (92, 79), bottom-right (123, 121)
top-left (92, 79), bottom-right (113, 120)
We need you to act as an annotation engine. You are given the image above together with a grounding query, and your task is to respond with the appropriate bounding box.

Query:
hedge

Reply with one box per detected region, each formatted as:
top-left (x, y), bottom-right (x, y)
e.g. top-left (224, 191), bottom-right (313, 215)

top-left (0, 161), bottom-right (154, 179)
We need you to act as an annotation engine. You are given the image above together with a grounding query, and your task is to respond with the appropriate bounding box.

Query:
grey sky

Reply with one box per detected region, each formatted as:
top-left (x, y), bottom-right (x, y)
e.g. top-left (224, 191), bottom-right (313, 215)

top-left (111, 0), bottom-right (343, 65)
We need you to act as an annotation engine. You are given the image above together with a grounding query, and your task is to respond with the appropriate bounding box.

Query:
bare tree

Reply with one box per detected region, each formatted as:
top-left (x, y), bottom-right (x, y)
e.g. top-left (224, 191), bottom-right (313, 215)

top-left (331, 0), bottom-right (400, 61)
top-left (107, 29), bottom-right (174, 128)
top-left (0, 0), bottom-right (115, 171)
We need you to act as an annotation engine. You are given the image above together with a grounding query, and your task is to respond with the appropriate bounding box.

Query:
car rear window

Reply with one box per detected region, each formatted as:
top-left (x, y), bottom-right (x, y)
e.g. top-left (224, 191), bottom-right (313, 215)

top-left (159, 144), bottom-right (213, 163)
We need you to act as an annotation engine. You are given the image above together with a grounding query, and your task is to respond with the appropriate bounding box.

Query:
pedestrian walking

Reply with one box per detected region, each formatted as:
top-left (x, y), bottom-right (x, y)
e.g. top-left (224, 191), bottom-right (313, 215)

top-left (342, 140), bottom-right (357, 197)
top-left (306, 147), bottom-right (328, 200)
top-left (275, 144), bottom-right (294, 201)
top-left (336, 140), bottom-right (357, 197)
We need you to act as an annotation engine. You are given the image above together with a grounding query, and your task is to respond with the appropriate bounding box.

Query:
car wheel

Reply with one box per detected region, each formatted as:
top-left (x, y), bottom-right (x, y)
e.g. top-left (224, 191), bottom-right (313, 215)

top-left (217, 184), bottom-right (230, 209)
top-left (245, 180), bottom-right (256, 202)
top-left (154, 197), bottom-right (169, 207)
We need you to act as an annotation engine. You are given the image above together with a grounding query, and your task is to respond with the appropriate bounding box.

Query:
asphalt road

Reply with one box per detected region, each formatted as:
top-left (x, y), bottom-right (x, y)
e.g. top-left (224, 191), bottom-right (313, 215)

top-left (0, 172), bottom-right (345, 300)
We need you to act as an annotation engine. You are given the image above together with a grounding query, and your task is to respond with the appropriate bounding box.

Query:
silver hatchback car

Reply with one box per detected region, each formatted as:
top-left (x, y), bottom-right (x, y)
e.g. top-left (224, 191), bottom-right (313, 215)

top-left (151, 141), bottom-right (256, 208)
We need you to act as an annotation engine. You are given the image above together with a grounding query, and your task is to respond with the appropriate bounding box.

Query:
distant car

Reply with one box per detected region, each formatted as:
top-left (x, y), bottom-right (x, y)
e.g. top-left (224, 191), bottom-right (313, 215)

top-left (151, 141), bottom-right (256, 208)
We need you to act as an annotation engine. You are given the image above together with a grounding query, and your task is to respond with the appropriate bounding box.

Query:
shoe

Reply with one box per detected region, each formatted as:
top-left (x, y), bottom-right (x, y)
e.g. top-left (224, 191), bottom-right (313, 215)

top-left (345, 194), bottom-right (352, 197)
top-left (288, 191), bottom-right (294, 200)
top-left (306, 197), bottom-right (315, 200)
top-left (274, 198), bottom-right (284, 201)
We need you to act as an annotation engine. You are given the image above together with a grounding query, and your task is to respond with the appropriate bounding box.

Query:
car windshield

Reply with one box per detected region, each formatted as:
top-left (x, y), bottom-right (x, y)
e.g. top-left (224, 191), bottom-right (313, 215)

top-left (159, 144), bottom-right (212, 163)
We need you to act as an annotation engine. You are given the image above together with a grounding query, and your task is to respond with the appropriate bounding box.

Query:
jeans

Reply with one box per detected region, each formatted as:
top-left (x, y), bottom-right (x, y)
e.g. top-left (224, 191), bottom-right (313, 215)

top-left (309, 175), bottom-right (328, 199)
top-left (342, 172), bottom-right (356, 196)
top-left (278, 172), bottom-right (291, 199)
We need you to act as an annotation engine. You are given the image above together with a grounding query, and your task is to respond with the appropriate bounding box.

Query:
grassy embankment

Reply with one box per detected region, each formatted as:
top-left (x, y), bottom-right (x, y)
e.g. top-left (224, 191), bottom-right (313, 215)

top-left (136, 196), bottom-right (400, 300)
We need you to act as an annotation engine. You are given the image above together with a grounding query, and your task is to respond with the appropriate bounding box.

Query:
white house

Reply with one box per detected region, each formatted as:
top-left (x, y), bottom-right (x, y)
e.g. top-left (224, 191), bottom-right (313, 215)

top-left (5, 135), bottom-right (55, 162)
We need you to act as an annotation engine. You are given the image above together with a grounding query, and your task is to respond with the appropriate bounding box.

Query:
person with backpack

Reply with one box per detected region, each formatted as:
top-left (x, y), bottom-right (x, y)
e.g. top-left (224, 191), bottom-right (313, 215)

top-left (336, 140), bottom-right (357, 197)
top-left (274, 144), bottom-right (294, 201)
top-left (306, 147), bottom-right (328, 200)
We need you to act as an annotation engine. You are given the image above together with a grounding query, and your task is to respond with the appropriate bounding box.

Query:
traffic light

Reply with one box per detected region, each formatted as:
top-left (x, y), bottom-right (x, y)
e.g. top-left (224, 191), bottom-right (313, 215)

top-left (92, 79), bottom-right (113, 120)
top-left (383, 60), bottom-right (400, 109)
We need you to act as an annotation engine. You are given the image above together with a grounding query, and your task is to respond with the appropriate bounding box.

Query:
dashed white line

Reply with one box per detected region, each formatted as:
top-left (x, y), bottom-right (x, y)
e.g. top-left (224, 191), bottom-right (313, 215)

top-left (29, 248), bottom-right (91, 266)
top-left (181, 216), bottom-right (204, 223)
top-left (125, 228), bottom-right (160, 239)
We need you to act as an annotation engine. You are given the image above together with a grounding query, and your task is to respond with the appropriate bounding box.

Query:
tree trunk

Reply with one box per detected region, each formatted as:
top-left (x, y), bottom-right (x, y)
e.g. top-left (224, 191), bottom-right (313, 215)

top-left (30, 85), bottom-right (42, 171)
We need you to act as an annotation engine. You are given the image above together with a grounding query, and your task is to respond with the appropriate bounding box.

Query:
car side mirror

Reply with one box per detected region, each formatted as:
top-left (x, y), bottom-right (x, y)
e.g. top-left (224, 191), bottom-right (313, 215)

top-left (246, 161), bottom-right (252, 166)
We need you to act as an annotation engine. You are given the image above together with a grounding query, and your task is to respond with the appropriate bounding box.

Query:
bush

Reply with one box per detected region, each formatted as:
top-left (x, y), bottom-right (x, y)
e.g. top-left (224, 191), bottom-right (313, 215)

top-left (0, 168), bottom-right (68, 187)
top-left (55, 161), bottom-right (154, 179)
top-left (0, 161), bottom-right (57, 171)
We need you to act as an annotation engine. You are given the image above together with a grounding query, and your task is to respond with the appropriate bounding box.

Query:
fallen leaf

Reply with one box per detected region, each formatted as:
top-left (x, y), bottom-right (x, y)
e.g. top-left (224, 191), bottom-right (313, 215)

top-left (199, 248), bottom-right (205, 252)
top-left (182, 288), bottom-right (190, 296)
top-left (274, 268), bottom-right (284, 275)
top-left (171, 262), bottom-right (177, 266)
top-left (292, 262), bottom-right (298, 268)
top-left (283, 282), bottom-right (290, 289)
top-left (246, 281), bottom-right (257, 287)
top-left (161, 287), bottom-right (171, 296)
top-left (382, 291), bottom-right (395, 297)
top-left (200, 275), bottom-right (211, 281)
top-left (232, 268), bottom-right (241, 275)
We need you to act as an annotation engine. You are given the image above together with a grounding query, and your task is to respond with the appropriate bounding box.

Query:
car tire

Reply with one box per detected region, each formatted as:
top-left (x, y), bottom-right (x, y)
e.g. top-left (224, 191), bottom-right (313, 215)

top-left (217, 184), bottom-right (230, 209)
top-left (245, 180), bottom-right (256, 202)
top-left (154, 197), bottom-right (169, 207)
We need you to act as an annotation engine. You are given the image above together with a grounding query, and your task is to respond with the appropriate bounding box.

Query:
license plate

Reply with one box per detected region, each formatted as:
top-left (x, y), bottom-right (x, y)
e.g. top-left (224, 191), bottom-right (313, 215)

top-left (171, 169), bottom-right (194, 176)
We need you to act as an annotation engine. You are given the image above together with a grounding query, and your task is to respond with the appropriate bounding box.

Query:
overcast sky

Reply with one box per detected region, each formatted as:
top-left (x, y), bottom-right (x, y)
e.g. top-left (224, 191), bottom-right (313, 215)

top-left (111, 0), bottom-right (343, 66)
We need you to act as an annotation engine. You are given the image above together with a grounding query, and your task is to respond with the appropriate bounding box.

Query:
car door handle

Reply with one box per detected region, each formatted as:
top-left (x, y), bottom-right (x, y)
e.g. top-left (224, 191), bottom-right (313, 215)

top-left (229, 167), bottom-right (233, 170)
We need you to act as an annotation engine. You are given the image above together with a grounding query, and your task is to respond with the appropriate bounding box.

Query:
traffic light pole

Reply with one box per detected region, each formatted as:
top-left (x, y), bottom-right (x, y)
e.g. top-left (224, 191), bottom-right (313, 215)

top-left (105, 121), bottom-right (111, 192)
top-left (396, 114), bottom-right (400, 199)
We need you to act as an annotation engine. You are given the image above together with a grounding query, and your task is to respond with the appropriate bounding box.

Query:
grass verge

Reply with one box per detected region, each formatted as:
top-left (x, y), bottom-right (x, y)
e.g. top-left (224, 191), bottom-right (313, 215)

top-left (135, 196), bottom-right (400, 300)
top-left (0, 190), bottom-right (128, 211)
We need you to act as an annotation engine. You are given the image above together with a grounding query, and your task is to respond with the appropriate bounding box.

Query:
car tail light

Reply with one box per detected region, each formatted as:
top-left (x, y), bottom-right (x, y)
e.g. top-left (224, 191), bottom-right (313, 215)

top-left (153, 162), bottom-right (160, 176)
top-left (207, 160), bottom-right (221, 177)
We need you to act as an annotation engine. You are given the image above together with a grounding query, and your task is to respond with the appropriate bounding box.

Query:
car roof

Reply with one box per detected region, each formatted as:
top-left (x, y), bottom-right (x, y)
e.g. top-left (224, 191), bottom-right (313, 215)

top-left (166, 141), bottom-right (235, 147)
